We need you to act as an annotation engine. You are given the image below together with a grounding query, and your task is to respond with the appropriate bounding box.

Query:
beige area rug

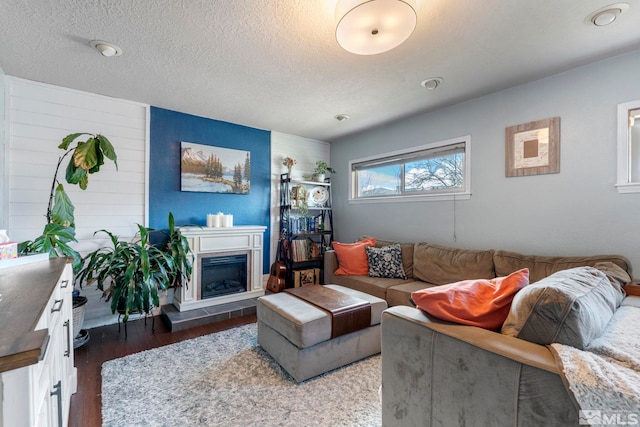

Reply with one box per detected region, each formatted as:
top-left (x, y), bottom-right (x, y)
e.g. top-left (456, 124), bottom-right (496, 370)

top-left (101, 323), bottom-right (381, 426)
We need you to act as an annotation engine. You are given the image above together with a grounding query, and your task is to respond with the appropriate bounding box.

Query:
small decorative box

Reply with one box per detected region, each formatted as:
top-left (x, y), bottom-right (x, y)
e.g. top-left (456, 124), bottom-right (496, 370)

top-left (0, 242), bottom-right (18, 260)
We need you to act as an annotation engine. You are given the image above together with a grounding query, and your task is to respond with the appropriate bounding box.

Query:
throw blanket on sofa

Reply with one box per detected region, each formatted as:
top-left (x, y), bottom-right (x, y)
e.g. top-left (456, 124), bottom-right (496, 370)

top-left (550, 305), bottom-right (640, 414)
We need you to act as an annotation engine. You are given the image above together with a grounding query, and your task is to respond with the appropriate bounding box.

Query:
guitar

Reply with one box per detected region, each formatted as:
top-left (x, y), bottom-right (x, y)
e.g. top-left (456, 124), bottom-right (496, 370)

top-left (266, 259), bottom-right (286, 293)
top-left (266, 231), bottom-right (287, 293)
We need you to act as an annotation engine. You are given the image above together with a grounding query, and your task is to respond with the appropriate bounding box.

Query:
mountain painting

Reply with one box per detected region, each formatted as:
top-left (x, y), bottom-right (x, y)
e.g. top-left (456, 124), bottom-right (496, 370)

top-left (180, 141), bottom-right (250, 194)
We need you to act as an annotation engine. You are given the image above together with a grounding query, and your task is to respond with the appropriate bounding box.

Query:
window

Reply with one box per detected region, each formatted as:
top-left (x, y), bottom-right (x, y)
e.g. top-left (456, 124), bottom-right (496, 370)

top-left (617, 100), bottom-right (640, 193)
top-left (349, 136), bottom-right (471, 202)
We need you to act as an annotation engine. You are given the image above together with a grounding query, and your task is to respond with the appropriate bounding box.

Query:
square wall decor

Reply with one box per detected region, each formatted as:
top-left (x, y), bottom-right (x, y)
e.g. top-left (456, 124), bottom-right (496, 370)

top-left (505, 117), bottom-right (560, 177)
top-left (180, 141), bottom-right (250, 194)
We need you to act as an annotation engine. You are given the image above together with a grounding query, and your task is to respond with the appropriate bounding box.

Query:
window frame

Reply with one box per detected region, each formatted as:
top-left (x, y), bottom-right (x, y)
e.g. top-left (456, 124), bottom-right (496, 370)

top-left (616, 100), bottom-right (640, 194)
top-left (348, 135), bottom-right (471, 203)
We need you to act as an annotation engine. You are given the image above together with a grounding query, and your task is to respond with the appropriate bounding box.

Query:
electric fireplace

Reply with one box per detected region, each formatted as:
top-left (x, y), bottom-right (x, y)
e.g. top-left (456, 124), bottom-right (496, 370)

top-left (199, 253), bottom-right (248, 299)
top-left (174, 225), bottom-right (266, 312)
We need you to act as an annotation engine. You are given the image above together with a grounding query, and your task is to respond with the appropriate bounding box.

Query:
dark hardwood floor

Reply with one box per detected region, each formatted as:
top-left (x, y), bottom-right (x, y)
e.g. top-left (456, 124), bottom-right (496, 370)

top-left (69, 313), bottom-right (257, 427)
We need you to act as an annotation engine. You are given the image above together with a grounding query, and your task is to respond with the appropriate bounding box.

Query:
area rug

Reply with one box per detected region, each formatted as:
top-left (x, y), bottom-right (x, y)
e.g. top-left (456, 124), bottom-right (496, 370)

top-left (101, 323), bottom-right (381, 426)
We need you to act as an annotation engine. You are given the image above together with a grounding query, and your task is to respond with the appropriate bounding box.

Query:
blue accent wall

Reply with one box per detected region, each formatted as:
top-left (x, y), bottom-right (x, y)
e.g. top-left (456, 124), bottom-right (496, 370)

top-left (149, 106), bottom-right (271, 272)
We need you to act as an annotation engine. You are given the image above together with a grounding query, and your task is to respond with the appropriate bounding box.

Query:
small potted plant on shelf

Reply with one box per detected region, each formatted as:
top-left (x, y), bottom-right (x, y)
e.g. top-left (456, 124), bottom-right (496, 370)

top-left (283, 156), bottom-right (296, 177)
top-left (313, 160), bottom-right (336, 182)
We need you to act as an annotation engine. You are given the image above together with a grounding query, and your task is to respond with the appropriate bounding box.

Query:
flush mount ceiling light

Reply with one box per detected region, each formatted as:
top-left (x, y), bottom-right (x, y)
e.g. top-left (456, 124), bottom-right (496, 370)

top-left (421, 77), bottom-right (443, 90)
top-left (90, 40), bottom-right (122, 57)
top-left (335, 0), bottom-right (417, 55)
top-left (586, 3), bottom-right (629, 26)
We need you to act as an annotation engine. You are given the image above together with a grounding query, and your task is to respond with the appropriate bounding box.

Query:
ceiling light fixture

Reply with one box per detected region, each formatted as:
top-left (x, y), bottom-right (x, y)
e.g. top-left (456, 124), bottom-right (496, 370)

top-left (90, 40), bottom-right (122, 57)
top-left (421, 77), bottom-right (443, 90)
top-left (335, 0), bottom-right (417, 55)
top-left (586, 3), bottom-right (629, 26)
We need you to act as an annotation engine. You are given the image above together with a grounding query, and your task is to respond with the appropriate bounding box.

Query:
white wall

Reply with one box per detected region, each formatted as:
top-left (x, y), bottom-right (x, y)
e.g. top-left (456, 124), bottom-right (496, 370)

top-left (270, 131), bottom-right (330, 265)
top-left (330, 50), bottom-right (640, 276)
top-left (4, 77), bottom-right (149, 327)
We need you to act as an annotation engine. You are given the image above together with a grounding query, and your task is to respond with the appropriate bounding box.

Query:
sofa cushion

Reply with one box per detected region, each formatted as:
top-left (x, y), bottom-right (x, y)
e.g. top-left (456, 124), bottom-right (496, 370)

top-left (494, 250), bottom-right (632, 283)
top-left (366, 244), bottom-right (407, 279)
top-left (501, 266), bottom-right (625, 349)
top-left (411, 268), bottom-right (530, 330)
top-left (361, 236), bottom-right (414, 278)
top-left (333, 238), bottom-right (376, 276)
top-left (386, 282), bottom-right (438, 307)
top-left (413, 243), bottom-right (495, 285)
top-left (326, 274), bottom-right (413, 300)
top-left (593, 261), bottom-right (631, 288)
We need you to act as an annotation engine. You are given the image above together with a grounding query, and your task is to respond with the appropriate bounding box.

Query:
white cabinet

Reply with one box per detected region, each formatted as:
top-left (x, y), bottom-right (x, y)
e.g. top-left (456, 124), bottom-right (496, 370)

top-left (0, 260), bottom-right (77, 427)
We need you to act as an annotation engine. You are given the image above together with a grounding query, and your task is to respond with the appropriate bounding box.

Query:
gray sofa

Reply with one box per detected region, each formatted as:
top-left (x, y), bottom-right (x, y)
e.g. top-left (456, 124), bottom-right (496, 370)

top-left (323, 238), bottom-right (635, 426)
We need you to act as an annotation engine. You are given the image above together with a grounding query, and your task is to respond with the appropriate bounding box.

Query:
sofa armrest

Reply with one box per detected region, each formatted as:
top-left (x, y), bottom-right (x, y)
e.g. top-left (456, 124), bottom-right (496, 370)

top-left (385, 305), bottom-right (559, 374)
top-left (324, 249), bottom-right (338, 284)
top-left (381, 306), bottom-right (576, 427)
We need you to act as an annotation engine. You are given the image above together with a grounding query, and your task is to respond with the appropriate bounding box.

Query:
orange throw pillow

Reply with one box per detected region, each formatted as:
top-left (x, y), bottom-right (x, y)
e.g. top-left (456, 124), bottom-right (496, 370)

top-left (333, 238), bottom-right (377, 276)
top-left (411, 268), bottom-right (529, 330)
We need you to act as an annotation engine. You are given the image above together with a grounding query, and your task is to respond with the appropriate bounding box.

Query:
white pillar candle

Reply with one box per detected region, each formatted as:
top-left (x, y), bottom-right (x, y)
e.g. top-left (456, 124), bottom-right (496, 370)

top-left (206, 214), bottom-right (215, 227)
top-left (223, 214), bottom-right (233, 227)
top-left (215, 212), bottom-right (224, 227)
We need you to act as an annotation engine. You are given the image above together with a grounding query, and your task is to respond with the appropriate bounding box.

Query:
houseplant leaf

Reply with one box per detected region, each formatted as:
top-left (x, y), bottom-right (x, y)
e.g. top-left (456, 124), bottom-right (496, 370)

top-left (88, 148), bottom-right (104, 174)
top-left (73, 138), bottom-right (99, 171)
top-left (59, 132), bottom-right (91, 150)
top-left (97, 134), bottom-right (118, 169)
top-left (51, 184), bottom-right (75, 228)
top-left (65, 158), bottom-right (87, 186)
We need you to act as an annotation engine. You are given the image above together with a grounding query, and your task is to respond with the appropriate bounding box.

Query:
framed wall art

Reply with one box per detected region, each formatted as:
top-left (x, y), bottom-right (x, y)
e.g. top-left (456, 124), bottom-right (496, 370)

top-left (505, 117), bottom-right (560, 177)
top-left (180, 141), bottom-right (250, 194)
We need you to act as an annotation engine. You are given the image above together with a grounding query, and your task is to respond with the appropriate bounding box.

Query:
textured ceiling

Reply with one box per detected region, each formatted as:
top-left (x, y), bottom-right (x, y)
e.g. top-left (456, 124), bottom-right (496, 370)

top-left (1, 0), bottom-right (640, 142)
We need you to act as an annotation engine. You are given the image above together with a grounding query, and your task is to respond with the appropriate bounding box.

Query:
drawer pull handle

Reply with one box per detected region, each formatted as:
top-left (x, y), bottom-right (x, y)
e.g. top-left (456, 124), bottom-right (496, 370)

top-left (51, 299), bottom-right (63, 313)
top-left (51, 380), bottom-right (63, 427)
top-left (60, 279), bottom-right (70, 288)
top-left (64, 319), bottom-right (71, 357)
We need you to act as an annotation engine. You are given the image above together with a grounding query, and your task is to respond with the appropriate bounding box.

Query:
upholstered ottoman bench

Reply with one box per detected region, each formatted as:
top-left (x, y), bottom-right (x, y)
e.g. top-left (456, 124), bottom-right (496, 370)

top-left (257, 284), bottom-right (387, 382)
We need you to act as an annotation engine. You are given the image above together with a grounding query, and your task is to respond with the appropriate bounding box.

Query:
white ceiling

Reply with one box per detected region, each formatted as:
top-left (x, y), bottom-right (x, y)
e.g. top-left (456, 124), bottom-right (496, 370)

top-left (1, 0), bottom-right (639, 142)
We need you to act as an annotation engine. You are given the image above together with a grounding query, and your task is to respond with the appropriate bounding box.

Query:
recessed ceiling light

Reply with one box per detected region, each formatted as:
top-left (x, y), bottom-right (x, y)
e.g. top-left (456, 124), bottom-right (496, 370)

top-left (586, 3), bottom-right (629, 26)
top-left (90, 40), bottom-right (123, 57)
top-left (420, 77), bottom-right (443, 90)
top-left (335, 114), bottom-right (350, 122)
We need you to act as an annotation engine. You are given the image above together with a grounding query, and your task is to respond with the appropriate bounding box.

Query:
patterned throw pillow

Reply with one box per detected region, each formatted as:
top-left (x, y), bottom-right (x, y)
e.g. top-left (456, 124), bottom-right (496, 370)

top-left (366, 244), bottom-right (407, 279)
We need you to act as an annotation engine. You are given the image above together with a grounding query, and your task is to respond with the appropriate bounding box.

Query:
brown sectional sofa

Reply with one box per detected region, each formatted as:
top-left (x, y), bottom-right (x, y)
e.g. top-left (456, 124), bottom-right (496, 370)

top-left (324, 238), bottom-right (635, 426)
top-left (323, 238), bottom-right (632, 306)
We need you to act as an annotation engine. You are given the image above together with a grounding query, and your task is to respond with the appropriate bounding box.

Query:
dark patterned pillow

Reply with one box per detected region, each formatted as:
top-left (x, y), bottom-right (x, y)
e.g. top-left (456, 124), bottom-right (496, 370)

top-left (366, 244), bottom-right (407, 279)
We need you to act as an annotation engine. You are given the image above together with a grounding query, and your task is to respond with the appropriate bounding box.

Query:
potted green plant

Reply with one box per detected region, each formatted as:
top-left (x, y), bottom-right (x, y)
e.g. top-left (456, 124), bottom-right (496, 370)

top-left (75, 212), bottom-right (193, 325)
top-left (313, 160), bottom-right (336, 182)
top-left (18, 132), bottom-right (118, 273)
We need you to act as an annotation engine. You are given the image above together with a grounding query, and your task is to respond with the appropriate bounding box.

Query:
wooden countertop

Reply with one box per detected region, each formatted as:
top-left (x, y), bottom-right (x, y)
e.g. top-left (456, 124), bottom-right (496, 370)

top-left (0, 257), bottom-right (67, 373)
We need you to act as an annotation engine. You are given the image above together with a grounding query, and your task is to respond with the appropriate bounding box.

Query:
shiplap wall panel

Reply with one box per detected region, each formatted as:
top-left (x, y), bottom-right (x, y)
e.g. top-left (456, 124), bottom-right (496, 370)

top-left (6, 77), bottom-right (149, 328)
top-left (6, 77), bottom-right (148, 247)
top-left (269, 131), bottom-right (330, 266)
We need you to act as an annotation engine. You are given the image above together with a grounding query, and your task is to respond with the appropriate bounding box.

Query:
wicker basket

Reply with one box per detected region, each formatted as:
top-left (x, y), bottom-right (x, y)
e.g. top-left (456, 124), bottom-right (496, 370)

top-left (72, 296), bottom-right (87, 338)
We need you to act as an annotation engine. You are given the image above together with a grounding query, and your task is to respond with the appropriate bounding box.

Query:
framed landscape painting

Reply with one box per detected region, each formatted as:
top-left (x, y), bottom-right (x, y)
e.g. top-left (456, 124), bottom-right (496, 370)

top-left (181, 141), bottom-right (250, 194)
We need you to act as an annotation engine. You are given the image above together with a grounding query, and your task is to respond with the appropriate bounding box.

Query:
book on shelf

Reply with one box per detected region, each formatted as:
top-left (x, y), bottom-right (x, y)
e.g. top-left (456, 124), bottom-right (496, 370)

top-left (291, 239), bottom-right (309, 262)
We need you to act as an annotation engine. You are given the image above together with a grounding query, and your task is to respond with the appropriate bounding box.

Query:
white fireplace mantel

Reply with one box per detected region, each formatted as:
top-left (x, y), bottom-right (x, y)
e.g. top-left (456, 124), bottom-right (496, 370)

top-left (175, 225), bottom-right (267, 312)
